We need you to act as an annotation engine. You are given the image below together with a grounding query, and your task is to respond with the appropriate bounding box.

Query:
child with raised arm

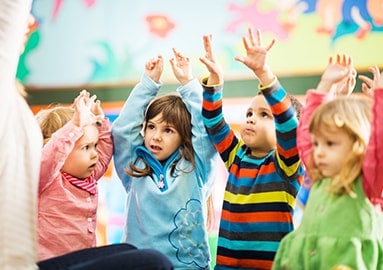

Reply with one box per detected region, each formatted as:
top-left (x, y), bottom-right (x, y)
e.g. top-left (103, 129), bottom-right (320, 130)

top-left (272, 55), bottom-right (383, 269)
top-left (111, 49), bottom-right (218, 269)
top-left (200, 28), bottom-right (304, 269)
top-left (36, 90), bottom-right (114, 261)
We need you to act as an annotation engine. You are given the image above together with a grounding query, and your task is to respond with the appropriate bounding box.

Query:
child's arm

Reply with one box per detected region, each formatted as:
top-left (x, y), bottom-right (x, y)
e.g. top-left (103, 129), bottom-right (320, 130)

top-left (298, 54), bottom-right (355, 168)
top-left (199, 34), bottom-right (223, 86)
top-left (90, 98), bottom-right (113, 181)
top-left (200, 34), bottom-right (241, 168)
top-left (112, 56), bottom-right (163, 184)
top-left (40, 91), bottom-right (96, 192)
top-left (362, 67), bottom-right (383, 210)
top-left (169, 47), bottom-right (219, 187)
top-left (39, 122), bottom-right (83, 193)
top-left (235, 27), bottom-right (301, 177)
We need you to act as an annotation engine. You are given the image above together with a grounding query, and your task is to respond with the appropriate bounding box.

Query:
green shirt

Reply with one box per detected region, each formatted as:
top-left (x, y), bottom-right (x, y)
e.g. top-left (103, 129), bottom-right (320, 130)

top-left (273, 177), bottom-right (383, 270)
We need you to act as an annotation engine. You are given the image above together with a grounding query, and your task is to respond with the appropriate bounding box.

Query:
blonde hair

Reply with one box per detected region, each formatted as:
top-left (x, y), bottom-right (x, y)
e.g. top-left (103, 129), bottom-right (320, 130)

top-left (35, 105), bottom-right (74, 145)
top-left (308, 95), bottom-right (372, 195)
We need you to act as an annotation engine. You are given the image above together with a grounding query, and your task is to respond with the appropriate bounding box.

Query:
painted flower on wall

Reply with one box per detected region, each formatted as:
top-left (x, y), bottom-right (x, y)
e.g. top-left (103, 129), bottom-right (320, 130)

top-left (145, 14), bottom-right (175, 38)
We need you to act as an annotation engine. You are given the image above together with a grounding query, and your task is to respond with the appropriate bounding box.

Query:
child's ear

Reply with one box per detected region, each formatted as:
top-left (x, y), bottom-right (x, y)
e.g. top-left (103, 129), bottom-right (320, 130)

top-left (352, 140), bottom-right (364, 155)
top-left (140, 122), bottom-right (146, 137)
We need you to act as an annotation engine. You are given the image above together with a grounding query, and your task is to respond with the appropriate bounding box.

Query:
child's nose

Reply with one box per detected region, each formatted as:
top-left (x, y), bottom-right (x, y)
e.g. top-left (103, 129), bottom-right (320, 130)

top-left (153, 131), bottom-right (163, 141)
top-left (246, 115), bottom-right (255, 124)
top-left (315, 145), bottom-right (325, 156)
top-left (91, 148), bottom-right (98, 158)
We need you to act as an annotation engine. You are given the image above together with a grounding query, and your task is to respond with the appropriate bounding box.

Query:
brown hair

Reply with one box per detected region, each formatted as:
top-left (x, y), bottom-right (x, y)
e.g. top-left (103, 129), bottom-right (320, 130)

top-left (288, 94), bottom-right (303, 120)
top-left (308, 95), bottom-right (372, 195)
top-left (35, 105), bottom-right (74, 145)
top-left (126, 93), bottom-right (195, 177)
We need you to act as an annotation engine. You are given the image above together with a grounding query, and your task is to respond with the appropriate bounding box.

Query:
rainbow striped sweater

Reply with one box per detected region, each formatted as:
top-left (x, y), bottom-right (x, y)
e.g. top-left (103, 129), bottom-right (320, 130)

top-left (202, 80), bottom-right (304, 270)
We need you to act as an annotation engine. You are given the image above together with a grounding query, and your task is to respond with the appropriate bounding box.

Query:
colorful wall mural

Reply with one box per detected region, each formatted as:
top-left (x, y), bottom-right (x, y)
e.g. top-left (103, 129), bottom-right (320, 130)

top-left (18, 0), bottom-right (383, 88)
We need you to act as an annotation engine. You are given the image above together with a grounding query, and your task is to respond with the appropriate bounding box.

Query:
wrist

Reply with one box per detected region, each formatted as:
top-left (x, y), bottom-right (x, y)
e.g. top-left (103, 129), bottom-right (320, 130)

top-left (255, 69), bottom-right (275, 87)
top-left (316, 80), bottom-right (334, 94)
top-left (207, 74), bottom-right (223, 86)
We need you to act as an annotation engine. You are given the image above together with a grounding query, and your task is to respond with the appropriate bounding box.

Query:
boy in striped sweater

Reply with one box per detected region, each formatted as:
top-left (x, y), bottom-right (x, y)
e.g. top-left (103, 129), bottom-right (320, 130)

top-left (200, 28), bottom-right (304, 269)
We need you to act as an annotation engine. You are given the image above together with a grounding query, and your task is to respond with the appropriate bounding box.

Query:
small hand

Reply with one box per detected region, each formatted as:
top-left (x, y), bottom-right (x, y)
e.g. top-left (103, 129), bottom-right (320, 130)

top-left (199, 34), bottom-right (223, 85)
top-left (145, 55), bottom-right (163, 83)
top-left (169, 48), bottom-right (193, 85)
top-left (72, 90), bottom-right (98, 127)
top-left (317, 54), bottom-right (355, 96)
top-left (376, 70), bottom-right (383, 90)
top-left (334, 66), bottom-right (356, 96)
top-left (358, 65), bottom-right (381, 97)
top-left (234, 27), bottom-right (275, 85)
top-left (91, 99), bottom-right (105, 125)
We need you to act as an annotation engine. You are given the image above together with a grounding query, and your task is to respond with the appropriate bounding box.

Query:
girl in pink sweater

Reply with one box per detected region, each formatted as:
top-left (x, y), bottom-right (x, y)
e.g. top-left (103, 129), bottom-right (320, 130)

top-left (36, 90), bottom-right (113, 260)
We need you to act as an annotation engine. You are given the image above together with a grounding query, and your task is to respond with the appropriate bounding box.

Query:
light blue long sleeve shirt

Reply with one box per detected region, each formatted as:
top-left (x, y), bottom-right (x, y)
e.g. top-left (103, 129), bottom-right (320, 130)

top-left (112, 74), bottom-right (218, 269)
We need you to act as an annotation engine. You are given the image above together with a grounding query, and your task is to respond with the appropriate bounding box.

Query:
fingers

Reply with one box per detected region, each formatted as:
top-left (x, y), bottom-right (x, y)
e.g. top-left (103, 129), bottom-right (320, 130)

top-left (234, 55), bottom-right (245, 64)
top-left (248, 27), bottom-right (256, 47)
top-left (172, 48), bottom-right (185, 60)
top-left (334, 54), bottom-right (352, 66)
top-left (368, 65), bottom-right (381, 79)
top-left (265, 38), bottom-right (275, 51)
top-left (358, 65), bottom-right (382, 97)
top-left (170, 48), bottom-right (190, 65)
top-left (203, 34), bottom-right (213, 59)
top-left (358, 74), bottom-right (372, 86)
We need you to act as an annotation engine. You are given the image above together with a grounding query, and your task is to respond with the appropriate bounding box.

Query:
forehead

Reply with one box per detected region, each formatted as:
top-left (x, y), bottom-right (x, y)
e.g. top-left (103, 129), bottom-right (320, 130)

top-left (78, 125), bottom-right (99, 142)
top-left (312, 125), bottom-right (349, 139)
top-left (149, 113), bottom-right (164, 123)
top-left (148, 113), bottom-right (174, 126)
top-left (248, 94), bottom-right (269, 111)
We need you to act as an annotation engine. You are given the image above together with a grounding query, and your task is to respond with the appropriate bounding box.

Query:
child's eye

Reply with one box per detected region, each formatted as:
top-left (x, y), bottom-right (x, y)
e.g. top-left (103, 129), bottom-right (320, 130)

top-left (147, 124), bottom-right (155, 130)
top-left (326, 141), bottom-right (334, 147)
top-left (246, 112), bottom-right (253, 118)
top-left (261, 112), bottom-right (270, 118)
top-left (165, 128), bottom-right (174, 134)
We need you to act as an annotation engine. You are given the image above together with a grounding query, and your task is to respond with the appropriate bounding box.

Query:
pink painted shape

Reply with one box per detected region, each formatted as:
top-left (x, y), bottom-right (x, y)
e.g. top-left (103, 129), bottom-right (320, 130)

top-left (83, 0), bottom-right (96, 8)
top-left (51, 0), bottom-right (64, 21)
top-left (52, 0), bottom-right (96, 21)
top-left (226, 1), bottom-right (290, 40)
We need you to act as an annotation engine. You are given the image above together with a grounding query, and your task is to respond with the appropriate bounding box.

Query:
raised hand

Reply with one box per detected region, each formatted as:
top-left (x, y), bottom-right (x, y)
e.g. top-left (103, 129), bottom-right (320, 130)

top-left (317, 54), bottom-right (355, 96)
top-left (169, 48), bottom-right (193, 85)
top-left (376, 70), bottom-right (383, 90)
top-left (358, 65), bottom-right (382, 97)
top-left (234, 27), bottom-right (275, 86)
top-left (199, 34), bottom-right (223, 85)
top-left (145, 55), bottom-right (163, 83)
top-left (91, 99), bottom-right (105, 125)
top-left (334, 66), bottom-right (356, 96)
top-left (71, 89), bottom-right (98, 127)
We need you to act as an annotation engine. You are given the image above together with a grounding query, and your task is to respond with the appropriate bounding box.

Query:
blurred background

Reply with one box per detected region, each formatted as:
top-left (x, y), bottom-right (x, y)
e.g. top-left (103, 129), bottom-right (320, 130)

top-left (20, 0), bottom-right (383, 267)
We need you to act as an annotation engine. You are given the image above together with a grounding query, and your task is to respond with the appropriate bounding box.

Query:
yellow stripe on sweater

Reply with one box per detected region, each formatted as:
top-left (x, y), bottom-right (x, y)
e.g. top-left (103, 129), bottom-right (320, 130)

top-left (224, 190), bottom-right (296, 208)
